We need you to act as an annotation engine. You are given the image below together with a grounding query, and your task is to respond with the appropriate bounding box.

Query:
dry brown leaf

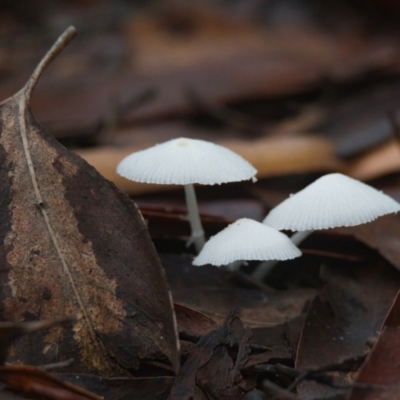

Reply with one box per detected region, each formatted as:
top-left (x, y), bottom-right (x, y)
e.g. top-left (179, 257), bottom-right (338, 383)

top-left (77, 135), bottom-right (342, 195)
top-left (0, 365), bottom-right (101, 400)
top-left (174, 303), bottom-right (218, 339)
top-left (347, 327), bottom-right (400, 400)
top-left (346, 139), bottom-right (400, 181)
top-left (169, 311), bottom-right (253, 400)
top-left (0, 27), bottom-right (179, 376)
top-left (172, 287), bottom-right (316, 329)
top-left (123, 3), bottom-right (273, 75)
top-left (0, 317), bottom-right (75, 366)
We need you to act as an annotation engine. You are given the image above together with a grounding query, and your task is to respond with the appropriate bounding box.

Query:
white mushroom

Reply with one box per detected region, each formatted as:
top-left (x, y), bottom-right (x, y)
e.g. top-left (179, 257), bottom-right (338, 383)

top-left (117, 138), bottom-right (257, 253)
top-left (252, 173), bottom-right (400, 280)
top-left (193, 218), bottom-right (301, 266)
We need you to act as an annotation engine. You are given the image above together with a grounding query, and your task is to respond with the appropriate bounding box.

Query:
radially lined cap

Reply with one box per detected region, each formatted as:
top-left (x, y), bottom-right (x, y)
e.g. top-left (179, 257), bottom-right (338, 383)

top-left (117, 137), bottom-right (257, 185)
top-left (264, 173), bottom-right (400, 231)
top-left (193, 218), bottom-right (301, 266)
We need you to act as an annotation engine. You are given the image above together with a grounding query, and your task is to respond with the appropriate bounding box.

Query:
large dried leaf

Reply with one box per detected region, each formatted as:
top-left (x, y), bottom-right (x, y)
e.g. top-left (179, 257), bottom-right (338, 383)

top-left (0, 28), bottom-right (179, 375)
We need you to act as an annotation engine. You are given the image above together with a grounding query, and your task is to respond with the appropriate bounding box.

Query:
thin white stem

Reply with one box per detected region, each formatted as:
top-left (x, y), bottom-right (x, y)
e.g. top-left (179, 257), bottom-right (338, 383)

top-left (290, 230), bottom-right (313, 246)
top-left (184, 184), bottom-right (206, 254)
top-left (225, 260), bottom-right (243, 272)
top-left (251, 230), bottom-right (313, 281)
top-left (251, 259), bottom-right (276, 281)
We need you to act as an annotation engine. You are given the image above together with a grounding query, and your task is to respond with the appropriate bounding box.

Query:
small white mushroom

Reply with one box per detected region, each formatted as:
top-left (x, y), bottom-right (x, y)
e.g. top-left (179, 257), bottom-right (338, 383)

top-left (117, 138), bottom-right (257, 253)
top-left (193, 218), bottom-right (301, 266)
top-left (252, 173), bottom-right (400, 280)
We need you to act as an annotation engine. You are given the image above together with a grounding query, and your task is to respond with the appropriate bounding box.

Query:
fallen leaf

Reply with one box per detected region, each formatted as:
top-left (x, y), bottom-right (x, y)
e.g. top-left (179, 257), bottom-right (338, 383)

top-left (382, 289), bottom-right (400, 328)
top-left (323, 83), bottom-right (400, 158)
top-left (0, 365), bottom-right (101, 400)
top-left (0, 316), bottom-right (75, 365)
top-left (169, 311), bottom-right (253, 400)
top-left (0, 27), bottom-right (179, 375)
top-left (295, 260), bottom-right (400, 399)
top-left (174, 303), bottom-right (218, 340)
top-left (295, 297), bottom-right (349, 399)
top-left (172, 287), bottom-right (316, 328)
top-left (346, 139), bottom-right (400, 181)
top-left (347, 327), bottom-right (400, 400)
top-left (343, 214), bottom-right (400, 271)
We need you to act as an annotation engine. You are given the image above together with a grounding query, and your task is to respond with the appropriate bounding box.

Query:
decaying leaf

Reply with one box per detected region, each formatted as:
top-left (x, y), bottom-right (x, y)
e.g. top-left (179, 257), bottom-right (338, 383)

top-left (295, 261), bottom-right (400, 399)
top-left (0, 316), bottom-right (75, 365)
top-left (169, 311), bottom-right (253, 400)
top-left (174, 303), bottom-right (218, 340)
top-left (0, 365), bottom-right (101, 400)
top-left (346, 139), bottom-right (400, 181)
top-left (0, 27), bottom-right (179, 375)
top-left (343, 214), bottom-right (400, 271)
top-left (382, 289), bottom-right (400, 328)
top-left (172, 287), bottom-right (316, 328)
top-left (347, 327), bottom-right (400, 400)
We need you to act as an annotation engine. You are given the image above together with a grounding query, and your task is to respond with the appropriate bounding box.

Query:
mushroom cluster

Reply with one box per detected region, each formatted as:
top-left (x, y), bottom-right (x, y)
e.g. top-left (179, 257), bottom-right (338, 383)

top-left (116, 140), bottom-right (400, 281)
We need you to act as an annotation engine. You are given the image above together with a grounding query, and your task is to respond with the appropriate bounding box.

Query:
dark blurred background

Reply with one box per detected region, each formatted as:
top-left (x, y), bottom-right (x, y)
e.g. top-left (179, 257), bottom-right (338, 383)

top-left (3, 0), bottom-right (400, 201)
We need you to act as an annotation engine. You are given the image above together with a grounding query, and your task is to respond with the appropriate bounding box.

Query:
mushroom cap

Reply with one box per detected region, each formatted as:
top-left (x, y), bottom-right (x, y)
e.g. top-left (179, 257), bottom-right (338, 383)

top-left (116, 137), bottom-right (257, 185)
top-left (192, 218), bottom-right (301, 266)
top-left (264, 173), bottom-right (400, 231)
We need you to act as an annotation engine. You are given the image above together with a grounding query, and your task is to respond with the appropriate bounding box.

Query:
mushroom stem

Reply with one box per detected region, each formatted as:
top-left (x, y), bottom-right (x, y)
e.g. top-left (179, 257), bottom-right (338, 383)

top-left (290, 230), bottom-right (313, 246)
top-left (184, 183), bottom-right (206, 253)
top-left (251, 230), bottom-right (313, 281)
top-left (226, 260), bottom-right (243, 272)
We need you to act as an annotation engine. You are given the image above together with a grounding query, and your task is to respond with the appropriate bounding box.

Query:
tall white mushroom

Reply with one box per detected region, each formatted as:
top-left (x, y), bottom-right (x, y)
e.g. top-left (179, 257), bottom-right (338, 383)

top-left (193, 218), bottom-right (301, 266)
top-left (252, 173), bottom-right (400, 280)
top-left (117, 138), bottom-right (257, 253)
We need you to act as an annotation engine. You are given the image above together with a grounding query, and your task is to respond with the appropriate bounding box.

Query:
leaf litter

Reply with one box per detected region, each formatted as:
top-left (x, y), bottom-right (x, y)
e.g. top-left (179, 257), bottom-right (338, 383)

top-left (2, 2), bottom-right (400, 399)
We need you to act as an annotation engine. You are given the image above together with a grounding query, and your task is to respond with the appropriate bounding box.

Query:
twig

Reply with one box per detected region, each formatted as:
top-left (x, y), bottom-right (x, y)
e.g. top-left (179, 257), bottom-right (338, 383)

top-left (39, 358), bottom-right (74, 370)
top-left (250, 355), bottom-right (383, 392)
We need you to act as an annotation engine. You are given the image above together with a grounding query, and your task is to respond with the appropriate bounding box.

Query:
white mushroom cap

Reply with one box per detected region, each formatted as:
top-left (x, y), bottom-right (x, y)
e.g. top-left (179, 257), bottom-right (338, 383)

top-left (116, 138), bottom-right (257, 185)
top-left (264, 173), bottom-right (400, 231)
top-left (192, 218), bottom-right (301, 266)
